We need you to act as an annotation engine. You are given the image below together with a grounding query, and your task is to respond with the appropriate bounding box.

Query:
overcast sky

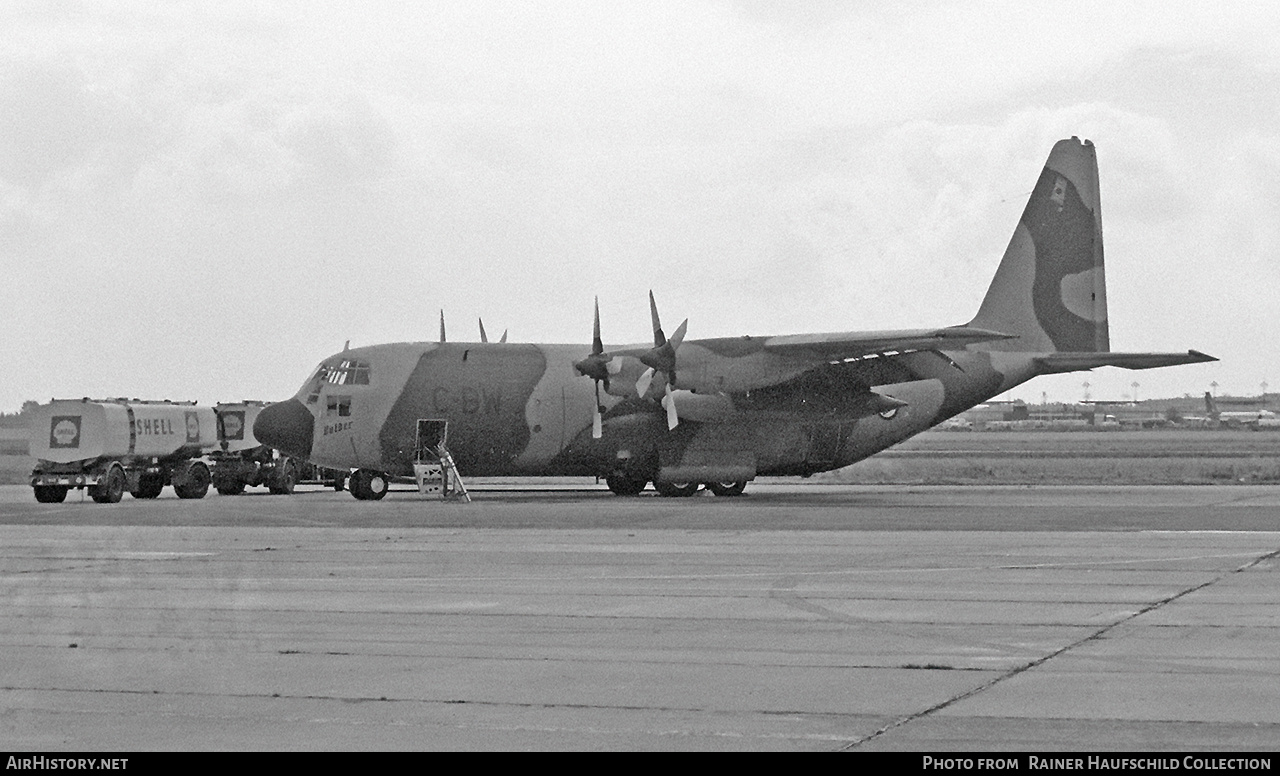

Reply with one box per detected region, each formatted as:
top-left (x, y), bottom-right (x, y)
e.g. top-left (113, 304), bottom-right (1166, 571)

top-left (2, 1), bottom-right (1277, 412)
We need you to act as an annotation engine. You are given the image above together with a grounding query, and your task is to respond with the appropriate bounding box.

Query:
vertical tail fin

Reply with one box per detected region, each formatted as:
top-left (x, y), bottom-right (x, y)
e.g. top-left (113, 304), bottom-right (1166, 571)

top-left (1204, 392), bottom-right (1218, 417)
top-left (969, 137), bottom-right (1108, 353)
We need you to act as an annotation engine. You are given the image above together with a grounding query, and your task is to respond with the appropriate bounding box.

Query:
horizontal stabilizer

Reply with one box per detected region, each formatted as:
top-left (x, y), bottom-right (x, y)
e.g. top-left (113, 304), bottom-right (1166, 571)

top-left (1035, 350), bottom-right (1217, 374)
top-left (763, 326), bottom-right (1015, 361)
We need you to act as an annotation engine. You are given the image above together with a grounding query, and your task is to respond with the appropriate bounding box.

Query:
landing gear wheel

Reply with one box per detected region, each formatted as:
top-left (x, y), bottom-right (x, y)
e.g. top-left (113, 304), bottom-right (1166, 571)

top-left (90, 466), bottom-right (125, 504)
top-left (605, 473), bottom-right (647, 496)
top-left (350, 469), bottom-right (389, 501)
top-left (215, 481), bottom-right (246, 496)
top-left (706, 481), bottom-right (747, 497)
top-left (654, 481), bottom-right (699, 498)
top-left (131, 474), bottom-right (164, 499)
top-left (268, 459), bottom-right (298, 495)
top-left (174, 462), bottom-right (211, 500)
top-left (33, 485), bottom-right (68, 503)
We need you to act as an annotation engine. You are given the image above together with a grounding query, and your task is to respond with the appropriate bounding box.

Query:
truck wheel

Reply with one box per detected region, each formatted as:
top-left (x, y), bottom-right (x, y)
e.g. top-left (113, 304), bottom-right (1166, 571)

top-left (332, 473), bottom-right (346, 492)
top-left (174, 462), bottom-right (211, 500)
top-left (350, 469), bottom-right (389, 501)
top-left (268, 459), bottom-right (298, 495)
top-left (90, 466), bottom-right (126, 504)
top-left (33, 485), bottom-right (69, 503)
top-left (216, 481), bottom-right (246, 496)
top-left (131, 474), bottom-right (164, 499)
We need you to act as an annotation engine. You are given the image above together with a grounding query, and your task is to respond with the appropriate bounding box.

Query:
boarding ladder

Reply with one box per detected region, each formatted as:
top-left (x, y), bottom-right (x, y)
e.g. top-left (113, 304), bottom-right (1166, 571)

top-left (412, 419), bottom-right (471, 503)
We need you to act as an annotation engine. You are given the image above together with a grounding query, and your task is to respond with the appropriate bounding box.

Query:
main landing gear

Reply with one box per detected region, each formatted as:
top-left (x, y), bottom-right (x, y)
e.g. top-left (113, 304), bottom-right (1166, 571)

top-left (706, 481), bottom-right (747, 497)
top-left (653, 481), bottom-right (699, 498)
top-left (606, 477), bottom-right (750, 498)
top-left (605, 472), bottom-right (647, 496)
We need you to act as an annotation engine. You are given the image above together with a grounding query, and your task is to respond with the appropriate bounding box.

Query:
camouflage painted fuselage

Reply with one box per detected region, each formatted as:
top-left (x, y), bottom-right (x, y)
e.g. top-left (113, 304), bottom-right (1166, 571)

top-left (273, 337), bottom-right (1027, 481)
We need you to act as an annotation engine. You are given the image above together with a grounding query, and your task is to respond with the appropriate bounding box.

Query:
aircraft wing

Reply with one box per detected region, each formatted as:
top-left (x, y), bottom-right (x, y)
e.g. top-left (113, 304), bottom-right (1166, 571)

top-left (761, 326), bottom-right (1017, 361)
top-left (1035, 350), bottom-right (1217, 374)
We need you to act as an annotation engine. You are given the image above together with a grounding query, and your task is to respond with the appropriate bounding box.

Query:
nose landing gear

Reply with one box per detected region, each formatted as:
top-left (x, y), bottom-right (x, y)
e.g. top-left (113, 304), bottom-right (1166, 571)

top-left (349, 469), bottom-right (389, 500)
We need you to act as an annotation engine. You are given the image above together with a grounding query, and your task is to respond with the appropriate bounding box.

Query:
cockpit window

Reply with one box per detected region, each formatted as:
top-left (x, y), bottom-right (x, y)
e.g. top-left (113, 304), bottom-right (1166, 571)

top-left (305, 359), bottom-right (370, 404)
top-left (325, 360), bottom-right (371, 386)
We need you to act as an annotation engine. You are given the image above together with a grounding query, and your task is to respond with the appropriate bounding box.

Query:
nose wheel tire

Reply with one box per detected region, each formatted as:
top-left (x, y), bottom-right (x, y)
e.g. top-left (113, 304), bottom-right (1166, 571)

top-left (706, 481), bottom-right (747, 497)
top-left (350, 469), bottom-right (390, 501)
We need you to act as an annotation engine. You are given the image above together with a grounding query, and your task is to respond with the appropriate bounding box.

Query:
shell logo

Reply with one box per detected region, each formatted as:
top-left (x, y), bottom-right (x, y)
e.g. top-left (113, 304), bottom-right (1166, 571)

top-left (50, 417), bottom-right (80, 448)
top-left (222, 412), bottom-right (244, 440)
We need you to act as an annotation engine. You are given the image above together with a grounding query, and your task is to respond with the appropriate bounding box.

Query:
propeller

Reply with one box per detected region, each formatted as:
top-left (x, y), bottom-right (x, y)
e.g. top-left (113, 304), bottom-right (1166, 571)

top-left (573, 297), bottom-right (611, 438)
top-left (635, 291), bottom-right (687, 400)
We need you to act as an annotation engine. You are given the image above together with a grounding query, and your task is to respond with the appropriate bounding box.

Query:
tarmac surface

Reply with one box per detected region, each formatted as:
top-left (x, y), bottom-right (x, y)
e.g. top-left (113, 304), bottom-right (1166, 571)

top-left (1, 481), bottom-right (1277, 751)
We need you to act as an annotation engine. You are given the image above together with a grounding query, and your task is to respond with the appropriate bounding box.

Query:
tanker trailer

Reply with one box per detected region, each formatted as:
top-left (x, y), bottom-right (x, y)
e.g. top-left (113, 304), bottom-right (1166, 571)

top-left (209, 401), bottom-right (299, 495)
top-left (28, 399), bottom-right (218, 503)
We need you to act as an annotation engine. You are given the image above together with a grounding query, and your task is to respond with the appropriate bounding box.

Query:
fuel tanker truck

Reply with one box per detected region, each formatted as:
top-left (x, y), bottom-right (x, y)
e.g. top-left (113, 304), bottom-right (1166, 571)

top-left (29, 398), bottom-right (218, 503)
top-left (208, 401), bottom-right (299, 496)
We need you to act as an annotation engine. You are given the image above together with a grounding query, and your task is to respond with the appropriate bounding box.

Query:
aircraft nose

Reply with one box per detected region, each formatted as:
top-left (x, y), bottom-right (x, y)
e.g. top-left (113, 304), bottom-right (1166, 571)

top-left (253, 399), bottom-right (314, 459)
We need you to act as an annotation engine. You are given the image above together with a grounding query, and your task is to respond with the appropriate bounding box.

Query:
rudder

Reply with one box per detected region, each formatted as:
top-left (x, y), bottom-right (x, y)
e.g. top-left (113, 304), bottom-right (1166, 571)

top-left (969, 137), bottom-right (1108, 353)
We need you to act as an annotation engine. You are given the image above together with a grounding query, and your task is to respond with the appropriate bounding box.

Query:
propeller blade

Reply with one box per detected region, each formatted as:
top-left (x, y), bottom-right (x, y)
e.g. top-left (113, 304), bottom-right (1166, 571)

top-left (662, 384), bottom-right (679, 430)
top-left (478, 318), bottom-right (488, 343)
top-left (648, 290), bottom-right (665, 348)
top-left (669, 318), bottom-right (688, 350)
top-left (592, 297), bottom-right (604, 355)
top-left (636, 367), bottom-right (654, 397)
top-left (592, 383), bottom-right (603, 439)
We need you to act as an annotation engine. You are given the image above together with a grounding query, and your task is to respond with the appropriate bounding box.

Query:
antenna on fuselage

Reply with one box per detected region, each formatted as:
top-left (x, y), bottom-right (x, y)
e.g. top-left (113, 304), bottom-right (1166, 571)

top-left (439, 311), bottom-right (446, 343)
top-left (479, 318), bottom-right (507, 344)
top-left (343, 340), bottom-right (349, 351)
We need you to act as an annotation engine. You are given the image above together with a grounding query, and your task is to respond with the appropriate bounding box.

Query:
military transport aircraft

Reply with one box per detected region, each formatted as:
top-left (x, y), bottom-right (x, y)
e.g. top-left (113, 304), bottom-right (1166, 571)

top-left (254, 137), bottom-right (1215, 499)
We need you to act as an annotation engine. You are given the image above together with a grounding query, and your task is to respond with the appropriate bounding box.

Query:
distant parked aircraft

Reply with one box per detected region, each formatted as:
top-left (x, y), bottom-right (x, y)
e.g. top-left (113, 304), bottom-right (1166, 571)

top-left (1204, 393), bottom-right (1280, 429)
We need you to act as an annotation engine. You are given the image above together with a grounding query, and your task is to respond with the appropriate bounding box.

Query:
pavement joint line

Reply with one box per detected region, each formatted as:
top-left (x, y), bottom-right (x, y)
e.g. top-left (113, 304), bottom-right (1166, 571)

top-left (837, 543), bottom-right (1280, 752)
top-left (0, 683), bottom-right (853, 718)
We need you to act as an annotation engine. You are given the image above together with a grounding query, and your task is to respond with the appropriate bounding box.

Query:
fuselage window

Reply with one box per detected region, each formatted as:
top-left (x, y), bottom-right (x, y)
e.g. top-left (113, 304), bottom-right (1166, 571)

top-left (326, 396), bottom-right (352, 417)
